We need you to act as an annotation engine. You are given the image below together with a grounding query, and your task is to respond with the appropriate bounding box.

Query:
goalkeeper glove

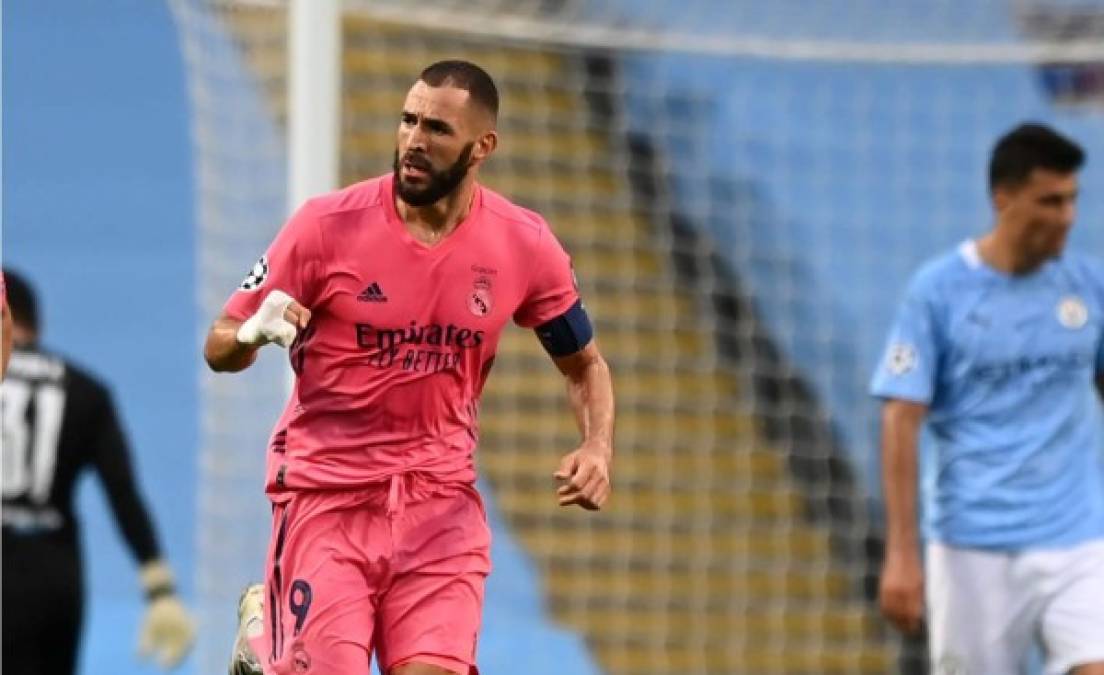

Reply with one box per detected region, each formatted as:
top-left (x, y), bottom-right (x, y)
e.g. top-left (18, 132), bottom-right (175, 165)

top-left (138, 559), bottom-right (196, 669)
top-left (236, 290), bottom-right (299, 348)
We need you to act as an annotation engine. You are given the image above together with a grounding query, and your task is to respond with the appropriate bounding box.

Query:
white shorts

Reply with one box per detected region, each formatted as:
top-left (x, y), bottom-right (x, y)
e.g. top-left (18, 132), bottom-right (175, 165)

top-left (926, 539), bottom-right (1104, 675)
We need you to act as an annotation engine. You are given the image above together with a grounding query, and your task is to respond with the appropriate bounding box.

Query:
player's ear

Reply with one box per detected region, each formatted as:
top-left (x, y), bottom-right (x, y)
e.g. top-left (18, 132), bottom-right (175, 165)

top-left (472, 130), bottom-right (498, 164)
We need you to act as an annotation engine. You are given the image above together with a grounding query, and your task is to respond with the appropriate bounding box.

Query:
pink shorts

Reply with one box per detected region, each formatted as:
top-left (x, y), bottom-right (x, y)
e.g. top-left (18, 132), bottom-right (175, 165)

top-left (250, 474), bottom-right (492, 675)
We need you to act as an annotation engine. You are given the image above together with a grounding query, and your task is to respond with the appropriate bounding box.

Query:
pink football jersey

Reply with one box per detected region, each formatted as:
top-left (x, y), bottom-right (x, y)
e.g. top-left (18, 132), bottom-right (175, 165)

top-left (224, 175), bottom-right (579, 495)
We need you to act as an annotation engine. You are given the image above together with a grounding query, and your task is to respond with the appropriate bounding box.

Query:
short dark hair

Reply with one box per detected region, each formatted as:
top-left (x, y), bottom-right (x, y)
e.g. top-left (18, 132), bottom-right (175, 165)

top-left (419, 60), bottom-right (499, 120)
top-left (989, 122), bottom-right (1085, 191)
top-left (3, 268), bottom-right (38, 333)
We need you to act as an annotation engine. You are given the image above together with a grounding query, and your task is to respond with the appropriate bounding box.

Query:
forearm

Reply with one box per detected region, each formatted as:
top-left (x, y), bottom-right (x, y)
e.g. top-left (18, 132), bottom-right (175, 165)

top-left (95, 418), bottom-right (162, 563)
top-left (564, 353), bottom-right (615, 458)
top-left (204, 317), bottom-right (259, 372)
top-left (882, 405), bottom-right (922, 557)
top-left (108, 485), bottom-right (162, 564)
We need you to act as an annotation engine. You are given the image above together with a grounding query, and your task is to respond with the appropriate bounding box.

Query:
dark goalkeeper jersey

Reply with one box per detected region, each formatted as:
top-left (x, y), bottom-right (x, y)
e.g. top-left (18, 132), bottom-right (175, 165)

top-left (1, 345), bottom-right (159, 562)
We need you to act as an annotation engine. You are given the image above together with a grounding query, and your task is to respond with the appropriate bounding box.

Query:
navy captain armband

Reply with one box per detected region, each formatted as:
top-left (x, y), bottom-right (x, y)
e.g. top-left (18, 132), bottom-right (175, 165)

top-left (535, 299), bottom-right (594, 357)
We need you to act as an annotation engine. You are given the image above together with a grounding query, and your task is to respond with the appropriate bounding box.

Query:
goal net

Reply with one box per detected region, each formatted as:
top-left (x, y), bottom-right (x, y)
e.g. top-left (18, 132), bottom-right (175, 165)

top-left (170, 1), bottom-right (1104, 673)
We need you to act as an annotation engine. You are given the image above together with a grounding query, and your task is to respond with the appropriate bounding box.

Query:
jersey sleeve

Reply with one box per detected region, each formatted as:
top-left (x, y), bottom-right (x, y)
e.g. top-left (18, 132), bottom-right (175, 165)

top-left (513, 225), bottom-right (580, 328)
top-left (223, 200), bottom-right (324, 320)
top-left (89, 384), bottom-right (161, 564)
top-left (870, 278), bottom-right (941, 405)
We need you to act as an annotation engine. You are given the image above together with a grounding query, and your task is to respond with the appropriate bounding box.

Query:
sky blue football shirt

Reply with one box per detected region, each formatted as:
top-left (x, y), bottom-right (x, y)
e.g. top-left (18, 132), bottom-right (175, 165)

top-left (871, 240), bottom-right (1104, 550)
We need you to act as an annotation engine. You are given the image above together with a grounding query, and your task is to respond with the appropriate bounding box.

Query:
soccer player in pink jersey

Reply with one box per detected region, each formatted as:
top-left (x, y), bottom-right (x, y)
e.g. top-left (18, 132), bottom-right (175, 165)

top-left (204, 60), bottom-right (615, 675)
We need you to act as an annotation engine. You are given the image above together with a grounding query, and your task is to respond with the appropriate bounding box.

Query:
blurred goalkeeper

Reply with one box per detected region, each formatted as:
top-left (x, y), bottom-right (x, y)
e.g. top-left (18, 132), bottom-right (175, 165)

top-left (205, 60), bottom-right (614, 675)
top-left (872, 124), bottom-right (1104, 674)
top-left (1, 269), bottom-right (195, 674)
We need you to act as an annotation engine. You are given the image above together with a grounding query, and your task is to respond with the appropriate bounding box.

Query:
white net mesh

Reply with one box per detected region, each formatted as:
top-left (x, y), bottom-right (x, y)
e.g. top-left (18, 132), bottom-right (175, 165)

top-left (170, 1), bottom-right (289, 669)
top-left (172, 1), bottom-right (1104, 673)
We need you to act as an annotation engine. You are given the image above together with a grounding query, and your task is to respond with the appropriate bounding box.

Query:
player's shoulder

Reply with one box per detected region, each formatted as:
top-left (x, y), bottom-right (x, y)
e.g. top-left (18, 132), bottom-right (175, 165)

top-left (1056, 250), bottom-right (1104, 285)
top-left (297, 175), bottom-right (389, 225)
top-left (6, 346), bottom-right (67, 384)
top-left (7, 346), bottom-right (106, 398)
top-left (903, 242), bottom-right (975, 301)
top-left (478, 184), bottom-right (552, 236)
top-left (51, 349), bottom-right (108, 397)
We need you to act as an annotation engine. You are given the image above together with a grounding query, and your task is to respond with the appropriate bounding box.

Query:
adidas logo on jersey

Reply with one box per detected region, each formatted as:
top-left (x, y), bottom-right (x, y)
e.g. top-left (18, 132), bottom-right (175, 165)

top-left (357, 282), bottom-right (388, 303)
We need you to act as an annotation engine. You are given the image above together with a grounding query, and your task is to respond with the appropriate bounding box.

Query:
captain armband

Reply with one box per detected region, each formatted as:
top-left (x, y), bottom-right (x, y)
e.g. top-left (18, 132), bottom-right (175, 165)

top-left (535, 300), bottom-right (594, 357)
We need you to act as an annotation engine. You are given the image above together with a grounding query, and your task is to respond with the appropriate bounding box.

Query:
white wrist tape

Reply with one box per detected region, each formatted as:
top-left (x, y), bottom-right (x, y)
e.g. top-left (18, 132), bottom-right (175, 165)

top-left (236, 290), bottom-right (298, 348)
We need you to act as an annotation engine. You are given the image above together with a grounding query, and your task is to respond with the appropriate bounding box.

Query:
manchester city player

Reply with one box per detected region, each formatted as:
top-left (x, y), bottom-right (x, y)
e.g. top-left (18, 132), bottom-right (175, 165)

top-left (872, 123), bottom-right (1104, 675)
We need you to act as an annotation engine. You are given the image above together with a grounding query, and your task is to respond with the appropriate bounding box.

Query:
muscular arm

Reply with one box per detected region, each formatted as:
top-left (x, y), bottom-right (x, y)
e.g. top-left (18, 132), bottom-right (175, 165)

top-left (551, 341), bottom-right (615, 510)
top-left (554, 341), bottom-right (615, 453)
top-left (879, 397), bottom-right (927, 634)
top-left (203, 315), bottom-right (259, 373)
top-left (883, 398), bottom-right (926, 555)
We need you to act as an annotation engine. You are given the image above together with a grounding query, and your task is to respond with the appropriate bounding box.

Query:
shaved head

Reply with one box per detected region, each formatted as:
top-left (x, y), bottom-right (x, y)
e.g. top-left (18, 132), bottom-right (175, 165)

top-left (418, 60), bottom-right (499, 122)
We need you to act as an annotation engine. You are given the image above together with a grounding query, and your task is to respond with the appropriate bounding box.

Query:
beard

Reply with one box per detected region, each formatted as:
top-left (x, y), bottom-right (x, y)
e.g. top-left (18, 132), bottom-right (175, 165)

top-left (393, 143), bottom-right (474, 207)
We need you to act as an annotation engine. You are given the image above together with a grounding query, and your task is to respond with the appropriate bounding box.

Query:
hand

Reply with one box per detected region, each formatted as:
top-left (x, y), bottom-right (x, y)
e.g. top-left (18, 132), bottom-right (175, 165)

top-left (136, 559), bottom-right (195, 669)
top-left (138, 593), bottom-right (196, 669)
top-left (879, 549), bottom-right (925, 635)
top-left (236, 290), bottom-right (311, 348)
top-left (553, 442), bottom-right (612, 511)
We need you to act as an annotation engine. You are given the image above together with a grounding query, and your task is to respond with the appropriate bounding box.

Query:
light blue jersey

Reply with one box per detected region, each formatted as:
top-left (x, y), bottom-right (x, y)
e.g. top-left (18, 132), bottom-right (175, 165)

top-left (871, 240), bottom-right (1104, 550)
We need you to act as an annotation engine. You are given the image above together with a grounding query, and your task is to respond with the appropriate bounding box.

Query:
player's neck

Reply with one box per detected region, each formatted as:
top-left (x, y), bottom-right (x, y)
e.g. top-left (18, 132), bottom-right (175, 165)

top-left (976, 231), bottom-right (1043, 276)
top-left (397, 179), bottom-right (477, 243)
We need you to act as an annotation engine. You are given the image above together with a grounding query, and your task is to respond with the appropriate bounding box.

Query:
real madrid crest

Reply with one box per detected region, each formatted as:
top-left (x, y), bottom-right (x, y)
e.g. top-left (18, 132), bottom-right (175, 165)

top-left (468, 274), bottom-right (494, 317)
top-left (1056, 295), bottom-right (1088, 330)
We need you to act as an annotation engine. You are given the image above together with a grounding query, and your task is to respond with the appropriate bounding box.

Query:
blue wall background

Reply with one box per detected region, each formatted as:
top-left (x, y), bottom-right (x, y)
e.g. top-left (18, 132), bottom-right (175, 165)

top-left (4, 1), bottom-right (198, 674)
